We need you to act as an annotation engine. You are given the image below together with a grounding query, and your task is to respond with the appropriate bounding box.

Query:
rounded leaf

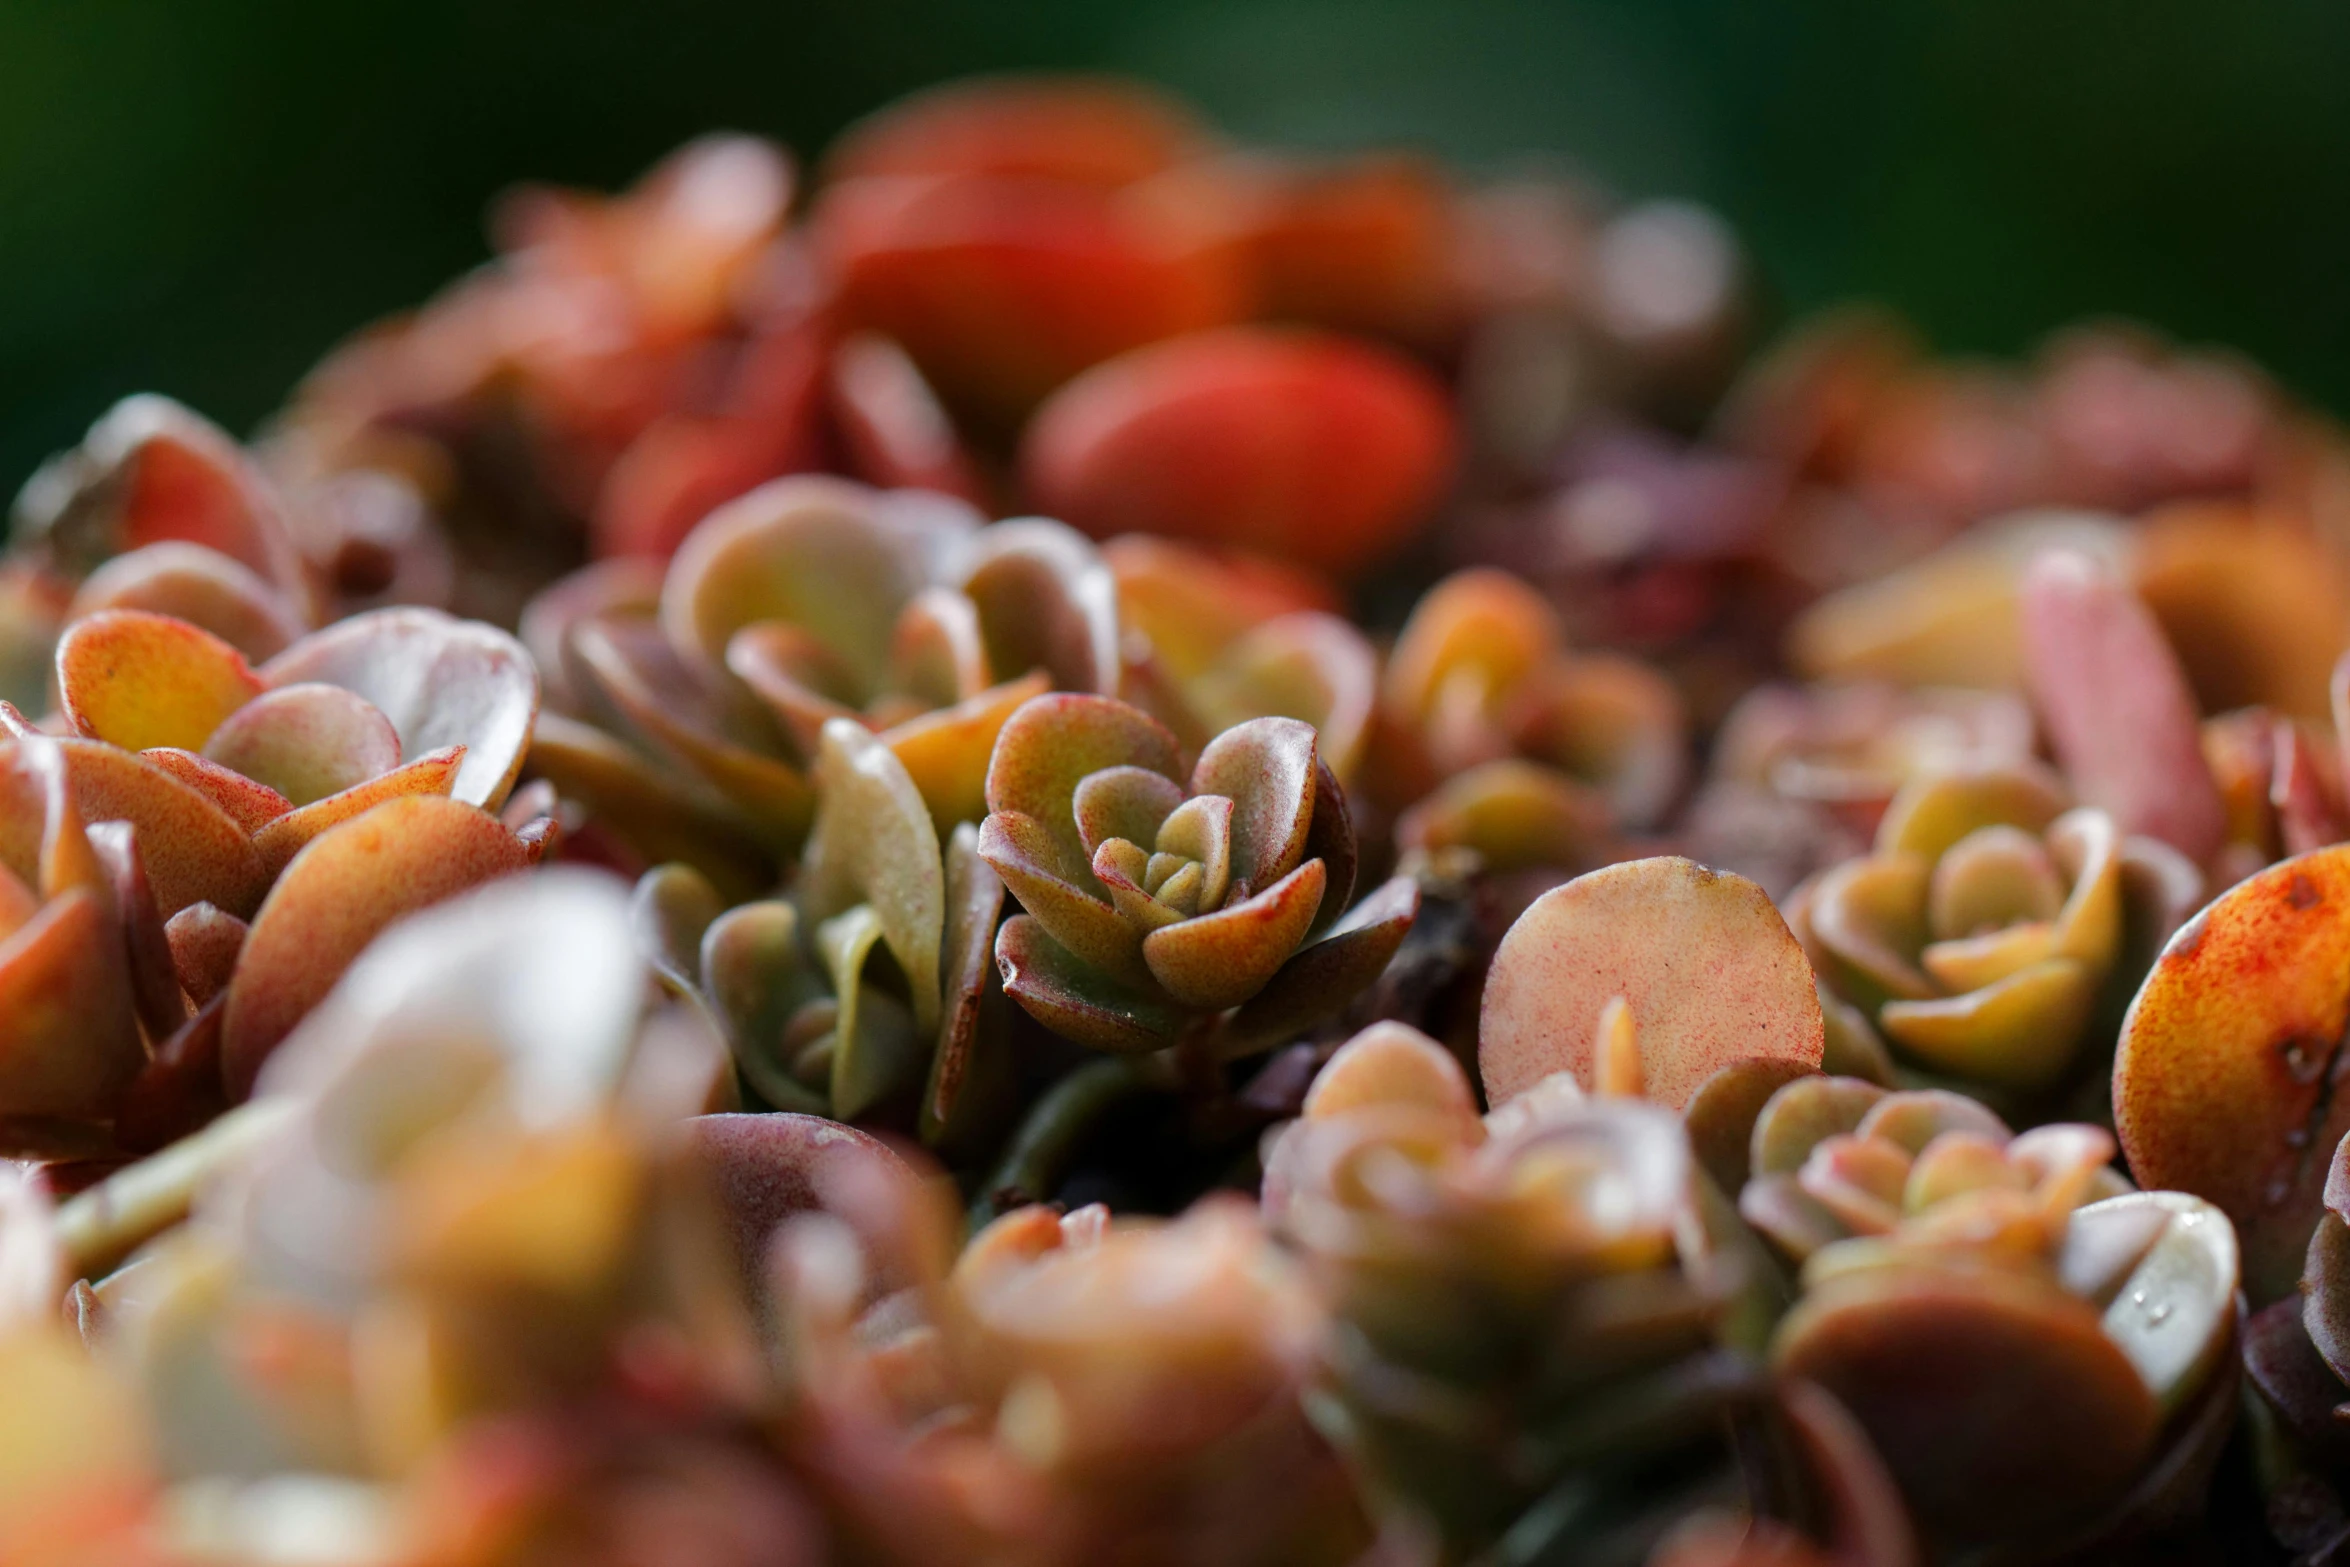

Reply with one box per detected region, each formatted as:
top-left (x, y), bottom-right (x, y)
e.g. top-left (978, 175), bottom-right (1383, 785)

top-left (1480, 856), bottom-right (1824, 1112)
top-left (2114, 842), bottom-right (2350, 1301)
top-left (261, 607), bottom-right (537, 812)
top-left (220, 796), bottom-right (532, 1096)
top-left (57, 609), bottom-right (264, 753)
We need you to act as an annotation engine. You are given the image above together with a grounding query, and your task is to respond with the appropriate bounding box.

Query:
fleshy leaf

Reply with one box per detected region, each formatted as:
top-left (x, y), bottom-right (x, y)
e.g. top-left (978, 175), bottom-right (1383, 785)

top-left (571, 612), bottom-right (813, 842)
top-left (200, 683), bottom-right (401, 807)
top-left (2113, 841), bottom-right (2350, 1301)
top-left (660, 474), bottom-right (944, 683)
top-left (17, 393), bottom-right (309, 591)
top-left (1191, 716), bottom-right (1317, 893)
top-left (1481, 856), bottom-right (1825, 1112)
top-left (817, 904), bottom-right (927, 1121)
top-left (960, 518), bottom-right (1122, 695)
top-left (1141, 857), bottom-right (1326, 1010)
top-left (922, 822), bottom-right (1013, 1154)
top-left (220, 795), bottom-right (533, 1096)
top-left (0, 891), bottom-right (142, 1137)
top-left (1192, 611), bottom-right (1378, 787)
top-left (1225, 875), bottom-right (1419, 1052)
top-left (686, 1111), bottom-right (910, 1325)
top-left (261, 606), bottom-right (539, 813)
top-left (1384, 568), bottom-right (1562, 731)
top-left (71, 542), bottom-right (304, 662)
top-left (250, 746), bottom-right (465, 880)
top-left (2021, 549), bottom-right (2225, 865)
top-left (984, 693), bottom-right (1182, 891)
top-left (1878, 958), bottom-right (2098, 1091)
top-left (53, 739), bottom-right (268, 917)
top-left (138, 749), bottom-right (294, 833)
top-left (803, 720), bottom-right (945, 1031)
top-left (523, 713), bottom-right (777, 901)
top-left (1393, 757), bottom-right (1609, 875)
top-left (57, 609), bottom-right (265, 754)
top-left (630, 863), bottom-right (724, 996)
top-left (1072, 765), bottom-right (1184, 862)
top-left (164, 902), bottom-right (246, 1007)
top-left (699, 900), bottom-right (829, 1116)
top-left (881, 670), bottom-right (1052, 837)
top-left (975, 810), bottom-right (1150, 988)
top-left (1773, 1265), bottom-right (2158, 1543)
top-left (995, 913), bottom-right (1188, 1053)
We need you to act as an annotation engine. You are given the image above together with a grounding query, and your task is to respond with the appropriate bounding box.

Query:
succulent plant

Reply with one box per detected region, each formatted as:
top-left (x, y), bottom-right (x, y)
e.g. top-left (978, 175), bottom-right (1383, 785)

top-left (777, 1180), bottom-right (1372, 1567)
top-left (527, 476), bottom-right (1111, 875)
top-left (1106, 536), bottom-right (1378, 783)
top-left (1741, 1073), bottom-right (2240, 1553)
top-left (1022, 326), bottom-right (1457, 576)
top-left (628, 717), bottom-right (1013, 1154)
top-left (1270, 1022), bottom-right (1912, 1566)
top-left (1790, 763), bottom-right (2201, 1114)
top-left (976, 693), bottom-right (1417, 1056)
top-left (0, 870), bottom-right (775, 1561)
top-left (2113, 841), bottom-right (2350, 1304)
top-left (1377, 568), bottom-right (1688, 866)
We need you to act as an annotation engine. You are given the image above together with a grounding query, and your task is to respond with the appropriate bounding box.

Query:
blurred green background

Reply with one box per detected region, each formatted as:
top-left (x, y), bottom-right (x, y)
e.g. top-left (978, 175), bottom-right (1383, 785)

top-left (5, 0), bottom-right (2345, 494)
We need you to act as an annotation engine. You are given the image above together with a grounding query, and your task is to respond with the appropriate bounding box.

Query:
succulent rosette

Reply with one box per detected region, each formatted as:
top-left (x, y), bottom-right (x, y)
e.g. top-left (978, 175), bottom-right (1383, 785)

top-left (1790, 762), bottom-right (2201, 1114)
top-left (775, 1176), bottom-right (1371, 1567)
top-left (1377, 567), bottom-right (1687, 876)
top-left (1740, 1073), bottom-right (2239, 1554)
top-left (0, 871), bottom-right (793, 1565)
top-left (1270, 1023), bottom-right (1914, 1565)
top-left (976, 693), bottom-right (1417, 1056)
top-left (527, 475), bottom-right (1112, 881)
top-left (23, 601), bottom-right (548, 1117)
top-left (629, 717), bottom-right (1014, 1156)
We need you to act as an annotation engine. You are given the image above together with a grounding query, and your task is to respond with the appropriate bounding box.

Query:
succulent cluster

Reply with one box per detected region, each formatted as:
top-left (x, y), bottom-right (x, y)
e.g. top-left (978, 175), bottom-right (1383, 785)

top-left (14, 67), bottom-right (2350, 1567)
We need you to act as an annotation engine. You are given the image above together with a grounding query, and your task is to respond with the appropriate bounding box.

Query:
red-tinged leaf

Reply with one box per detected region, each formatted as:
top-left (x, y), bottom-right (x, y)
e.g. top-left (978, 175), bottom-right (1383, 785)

top-left (984, 693), bottom-right (1182, 889)
top-left (922, 823), bottom-right (1014, 1156)
top-left (960, 519), bottom-right (1123, 697)
top-left (828, 331), bottom-right (987, 504)
top-left (20, 394), bottom-right (308, 593)
top-left (261, 606), bottom-right (538, 812)
top-left (70, 542), bottom-right (305, 662)
top-left (685, 1111), bottom-right (911, 1320)
top-left (138, 749), bottom-right (294, 833)
top-left (518, 557), bottom-right (666, 716)
top-left (1190, 716), bottom-right (1317, 892)
top-left (882, 670), bottom-right (1052, 836)
top-left (1141, 857), bottom-right (1325, 1010)
top-left (2274, 721), bottom-right (2347, 857)
top-left (816, 169), bottom-right (1246, 426)
top-left (56, 609), bottom-right (266, 754)
top-left (0, 890), bottom-right (143, 1133)
top-left (570, 613), bottom-right (813, 844)
top-left (2020, 549), bottom-right (2225, 865)
top-left (251, 746), bottom-right (466, 881)
top-left (659, 473), bottom-right (944, 681)
top-left (1225, 874), bottom-right (1419, 1052)
top-left (200, 683), bottom-right (402, 807)
top-left (1023, 327), bottom-right (1456, 576)
top-left (1480, 856), bottom-right (1824, 1113)
top-left (995, 913), bottom-right (1188, 1054)
top-left (114, 997), bottom-right (229, 1155)
top-left (2114, 842), bottom-right (2350, 1301)
top-left (975, 810), bottom-right (1149, 989)
top-left (220, 795), bottom-right (533, 1097)
top-left (83, 821), bottom-right (184, 1042)
top-left (164, 902), bottom-right (246, 1007)
top-left (54, 739), bottom-right (269, 917)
